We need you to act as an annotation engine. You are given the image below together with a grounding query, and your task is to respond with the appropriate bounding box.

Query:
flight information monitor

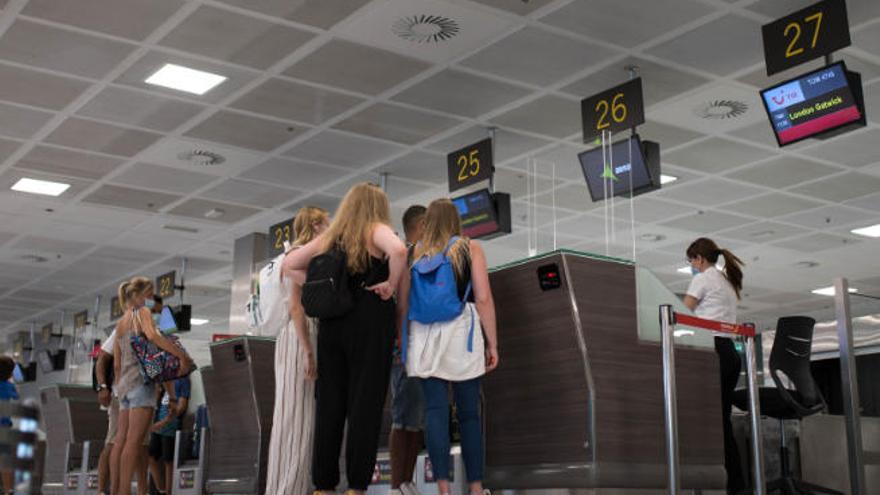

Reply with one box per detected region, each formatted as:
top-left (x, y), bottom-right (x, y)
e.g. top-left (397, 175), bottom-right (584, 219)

top-left (761, 61), bottom-right (864, 146)
top-left (451, 189), bottom-right (511, 240)
top-left (578, 135), bottom-right (660, 202)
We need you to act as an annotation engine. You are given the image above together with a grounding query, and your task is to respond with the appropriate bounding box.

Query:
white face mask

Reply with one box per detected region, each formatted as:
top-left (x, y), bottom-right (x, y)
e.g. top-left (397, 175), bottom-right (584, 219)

top-left (691, 266), bottom-right (700, 276)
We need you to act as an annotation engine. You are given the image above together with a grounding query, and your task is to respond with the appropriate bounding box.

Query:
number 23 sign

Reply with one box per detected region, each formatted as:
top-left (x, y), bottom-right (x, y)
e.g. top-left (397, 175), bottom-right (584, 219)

top-left (581, 78), bottom-right (645, 143)
top-left (447, 138), bottom-right (493, 193)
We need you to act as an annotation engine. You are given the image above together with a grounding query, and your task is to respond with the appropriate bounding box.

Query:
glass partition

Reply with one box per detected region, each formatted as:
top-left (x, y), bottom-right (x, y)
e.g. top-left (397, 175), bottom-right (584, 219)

top-left (636, 264), bottom-right (714, 349)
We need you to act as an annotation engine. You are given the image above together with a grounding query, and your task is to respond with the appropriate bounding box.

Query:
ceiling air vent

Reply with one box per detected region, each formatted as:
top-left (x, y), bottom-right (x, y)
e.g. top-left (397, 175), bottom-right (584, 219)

top-left (20, 254), bottom-right (49, 263)
top-left (695, 99), bottom-right (749, 120)
top-left (392, 15), bottom-right (460, 43)
top-left (177, 149), bottom-right (226, 166)
top-left (162, 224), bottom-right (199, 234)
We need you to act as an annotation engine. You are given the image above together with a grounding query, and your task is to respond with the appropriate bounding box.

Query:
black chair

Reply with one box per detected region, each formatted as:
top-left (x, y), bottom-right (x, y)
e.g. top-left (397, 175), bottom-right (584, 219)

top-left (732, 316), bottom-right (842, 495)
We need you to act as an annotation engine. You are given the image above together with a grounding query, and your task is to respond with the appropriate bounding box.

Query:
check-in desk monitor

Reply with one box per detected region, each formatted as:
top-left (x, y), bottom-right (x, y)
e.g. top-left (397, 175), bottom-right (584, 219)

top-left (483, 250), bottom-right (723, 490)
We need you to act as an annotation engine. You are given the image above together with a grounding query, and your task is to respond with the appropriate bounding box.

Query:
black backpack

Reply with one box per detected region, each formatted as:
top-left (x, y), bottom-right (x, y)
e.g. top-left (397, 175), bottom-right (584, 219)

top-left (301, 247), bottom-right (355, 319)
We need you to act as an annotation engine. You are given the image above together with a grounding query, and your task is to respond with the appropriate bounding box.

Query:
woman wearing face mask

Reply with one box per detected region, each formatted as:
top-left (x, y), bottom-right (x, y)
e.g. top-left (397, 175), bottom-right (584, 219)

top-left (682, 238), bottom-right (745, 495)
top-left (110, 277), bottom-right (192, 495)
top-left (265, 206), bottom-right (330, 495)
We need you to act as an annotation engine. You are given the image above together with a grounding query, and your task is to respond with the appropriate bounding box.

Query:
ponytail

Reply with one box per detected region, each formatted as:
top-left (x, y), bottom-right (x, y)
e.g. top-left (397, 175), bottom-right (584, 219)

top-left (117, 281), bottom-right (131, 308)
top-left (719, 249), bottom-right (744, 299)
top-left (686, 237), bottom-right (745, 299)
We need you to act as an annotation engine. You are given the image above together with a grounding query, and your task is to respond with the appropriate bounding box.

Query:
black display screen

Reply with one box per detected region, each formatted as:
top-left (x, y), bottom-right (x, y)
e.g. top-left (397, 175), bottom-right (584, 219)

top-left (452, 189), bottom-right (500, 239)
top-left (579, 135), bottom-right (654, 202)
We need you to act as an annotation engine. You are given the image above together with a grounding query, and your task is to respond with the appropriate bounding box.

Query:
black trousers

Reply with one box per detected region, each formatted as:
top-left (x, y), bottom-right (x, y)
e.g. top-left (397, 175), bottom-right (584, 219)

top-left (312, 297), bottom-right (394, 491)
top-left (715, 337), bottom-right (745, 494)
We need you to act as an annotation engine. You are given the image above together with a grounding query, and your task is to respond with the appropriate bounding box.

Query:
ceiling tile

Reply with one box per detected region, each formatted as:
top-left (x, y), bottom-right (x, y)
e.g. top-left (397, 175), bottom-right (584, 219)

top-left (116, 51), bottom-right (257, 104)
top-left (9, 235), bottom-right (95, 256)
top-left (779, 205), bottom-right (878, 229)
top-left (230, 78), bottom-right (364, 125)
top-left (540, 0), bottom-right (717, 48)
top-left (376, 151), bottom-right (446, 183)
top-left (664, 137), bottom-right (775, 173)
top-left (790, 172), bottom-right (880, 202)
top-left (846, 191), bottom-right (880, 212)
top-left (168, 198), bottom-right (260, 224)
top-left (492, 95), bottom-right (581, 139)
top-left (88, 245), bottom-right (165, 266)
top-left (645, 14), bottom-right (764, 76)
top-left (286, 130), bottom-right (405, 169)
top-left (528, 143), bottom-right (588, 181)
top-left (738, 52), bottom-right (880, 89)
top-left (0, 231), bottom-right (15, 247)
top-left (82, 184), bottom-right (182, 212)
top-left (199, 178), bottom-right (301, 208)
top-left (0, 103), bottom-right (53, 139)
top-left (51, 203), bottom-right (153, 230)
top-left (428, 126), bottom-right (552, 164)
top-left (0, 63), bottom-right (90, 110)
top-left (15, 146), bottom-right (122, 180)
top-left (21, 0), bottom-right (184, 41)
top-left (45, 118), bottom-right (162, 157)
top-left (727, 156), bottom-right (841, 188)
top-left (283, 194), bottom-right (342, 215)
top-left (865, 81), bottom-right (880, 125)
top-left (468, 0), bottom-right (555, 15)
top-left (804, 128), bottom-right (880, 168)
top-left (855, 23), bottom-right (880, 68)
top-left (111, 162), bottom-right (215, 194)
top-left (185, 110), bottom-right (305, 152)
top-left (326, 174), bottom-right (425, 203)
top-left (655, 177), bottom-right (764, 205)
top-left (647, 82), bottom-right (766, 134)
top-left (493, 166), bottom-right (562, 200)
top-left (159, 6), bottom-right (315, 69)
top-left (724, 193), bottom-right (823, 218)
top-left (562, 56), bottom-right (711, 108)
top-left (77, 86), bottom-right (204, 132)
top-left (284, 39), bottom-right (429, 96)
top-left (0, 137), bottom-right (20, 161)
top-left (0, 20), bottom-right (135, 78)
top-left (659, 210), bottom-right (754, 233)
top-left (628, 197), bottom-right (695, 224)
top-left (137, 136), bottom-right (267, 177)
top-left (772, 233), bottom-right (862, 252)
top-left (638, 120), bottom-right (705, 150)
top-left (214, 0), bottom-right (371, 29)
top-left (728, 120), bottom-right (801, 150)
top-left (239, 157), bottom-right (349, 191)
top-left (391, 69), bottom-right (531, 118)
top-left (748, 0), bottom-right (880, 25)
top-left (715, 221), bottom-right (810, 243)
top-left (333, 103), bottom-right (462, 145)
top-left (459, 26), bottom-right (617, 86)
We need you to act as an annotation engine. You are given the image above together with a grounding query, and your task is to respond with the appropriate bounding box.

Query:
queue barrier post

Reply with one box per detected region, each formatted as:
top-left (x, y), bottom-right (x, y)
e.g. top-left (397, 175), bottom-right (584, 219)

top-left (659, 306), bottom-right (766, 495)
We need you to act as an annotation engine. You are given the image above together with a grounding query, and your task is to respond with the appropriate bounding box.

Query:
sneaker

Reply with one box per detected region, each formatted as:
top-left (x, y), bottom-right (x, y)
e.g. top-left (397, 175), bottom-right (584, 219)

top-left (400, 482), bottom-right (422, 495)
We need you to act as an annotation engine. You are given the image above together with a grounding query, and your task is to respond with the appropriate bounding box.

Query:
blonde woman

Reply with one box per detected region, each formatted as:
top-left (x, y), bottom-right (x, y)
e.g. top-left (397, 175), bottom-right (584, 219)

top-left (283, 183), bottom-right (407, 495)
top-left (110, 277), bottom-right (191, 495)
top-left (402, 199), bottom-right (499, 495)
top-left (265, 206), bottom-right (329, 495)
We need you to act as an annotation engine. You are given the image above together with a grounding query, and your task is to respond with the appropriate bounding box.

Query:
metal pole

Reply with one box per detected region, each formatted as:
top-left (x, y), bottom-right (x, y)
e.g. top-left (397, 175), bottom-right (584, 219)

top-left (180, 257), bottom-right (188, 305)
top-left (379, 172), bottom-right (388, 193)
top-left (834, 277), bottom-right (866, 495)
top-left (744, 333), bottom-right (765, 495)
top-left (91, 295), bottom-right (102, 341)
top-left (487, 127), bottom-right (496, 193)
top-left (659, 304), bottom-right (680, 494)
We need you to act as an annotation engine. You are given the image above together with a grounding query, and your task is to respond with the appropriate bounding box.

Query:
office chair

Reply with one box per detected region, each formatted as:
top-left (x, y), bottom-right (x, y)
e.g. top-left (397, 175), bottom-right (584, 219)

top-left (732, 316), bottom-right (843, 495)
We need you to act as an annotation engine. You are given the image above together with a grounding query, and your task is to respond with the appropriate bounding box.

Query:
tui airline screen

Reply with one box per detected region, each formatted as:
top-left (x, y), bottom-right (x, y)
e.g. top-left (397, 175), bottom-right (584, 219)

top-left (761, 62), bottom-right (862, 146)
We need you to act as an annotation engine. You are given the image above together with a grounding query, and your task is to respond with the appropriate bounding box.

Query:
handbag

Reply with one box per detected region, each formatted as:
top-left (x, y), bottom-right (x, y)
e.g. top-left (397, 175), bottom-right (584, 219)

top-left (130, 332), bottom-right (195, 384)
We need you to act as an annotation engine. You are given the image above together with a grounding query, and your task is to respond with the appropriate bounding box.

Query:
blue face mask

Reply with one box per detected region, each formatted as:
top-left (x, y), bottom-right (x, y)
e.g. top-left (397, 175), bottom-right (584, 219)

top-left (145, 299), bottom-right (156, 310)
top-left (691, 266), bottom-right (700, 276)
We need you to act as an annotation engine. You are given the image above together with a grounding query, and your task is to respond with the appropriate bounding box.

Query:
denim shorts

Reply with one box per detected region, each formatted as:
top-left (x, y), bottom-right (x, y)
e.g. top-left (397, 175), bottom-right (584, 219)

top-left (119, 383), bottom-right (156, 410)
top-left (391, 360), bottom-right (424, 431)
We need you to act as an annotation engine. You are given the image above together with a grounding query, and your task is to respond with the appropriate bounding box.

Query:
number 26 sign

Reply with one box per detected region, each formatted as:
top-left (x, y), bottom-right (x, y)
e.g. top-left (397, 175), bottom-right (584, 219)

top-left (581, 78), bottom-right (644, 143)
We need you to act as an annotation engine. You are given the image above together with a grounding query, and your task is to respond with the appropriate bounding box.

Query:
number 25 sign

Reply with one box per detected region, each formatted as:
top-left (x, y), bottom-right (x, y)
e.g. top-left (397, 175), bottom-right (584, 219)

top-left (447, 138), bottom-right (493, 193)
top-left (581, 78), bottom-right (644, 143)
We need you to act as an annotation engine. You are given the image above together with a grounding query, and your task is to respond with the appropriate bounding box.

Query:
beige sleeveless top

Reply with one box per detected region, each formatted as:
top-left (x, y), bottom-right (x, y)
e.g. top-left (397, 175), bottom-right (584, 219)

top-left (114, 310), bottom-right (150, 398)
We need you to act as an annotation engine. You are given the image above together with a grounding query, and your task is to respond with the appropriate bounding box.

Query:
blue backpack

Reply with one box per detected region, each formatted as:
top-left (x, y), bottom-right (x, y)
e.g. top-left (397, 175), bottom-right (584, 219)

top-left (403, 236), bottom-right (474, 363)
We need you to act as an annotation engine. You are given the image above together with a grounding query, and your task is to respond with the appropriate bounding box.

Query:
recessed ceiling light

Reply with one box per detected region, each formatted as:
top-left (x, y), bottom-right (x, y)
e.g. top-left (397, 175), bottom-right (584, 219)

top-left (190, 318), bottom-right (209, 326)
top-left (204, 208), bottom-right (225, 219)
top-left (677, 266), bottom-right (692, 274)
top-left (145, 63), bottom-right (227, 95)
top-left (811, 286), bottom-right (858, 297)
top-left (660, 174), bottom-right (678, 185)
top-left (851, 223), bottom-right (880, 238)
top-left (11, 178), bottom-right (70, 196)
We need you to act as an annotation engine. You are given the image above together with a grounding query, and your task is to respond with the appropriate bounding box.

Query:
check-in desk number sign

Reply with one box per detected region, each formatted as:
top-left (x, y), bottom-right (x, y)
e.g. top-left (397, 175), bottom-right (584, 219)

top-left (762, 0), bottom-right (851, 75)
top-left (447, 138), bottom-right (493, 193)
top-left (581, 78), bottom-right (645, 142)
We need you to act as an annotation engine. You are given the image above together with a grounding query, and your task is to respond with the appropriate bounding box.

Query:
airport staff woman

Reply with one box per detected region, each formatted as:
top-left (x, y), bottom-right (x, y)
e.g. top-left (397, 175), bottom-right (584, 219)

top-left (683, 237), bottom-right (745, 495)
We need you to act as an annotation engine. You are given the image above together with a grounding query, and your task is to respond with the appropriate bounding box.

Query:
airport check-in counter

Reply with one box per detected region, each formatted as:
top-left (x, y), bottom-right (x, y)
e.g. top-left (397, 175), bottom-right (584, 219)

top-left (484, 250), bottom-right (725, 490)
top-left (39, 384), bottom-right (106, 495)
top-left (202, 336), bottom-right (275, 494)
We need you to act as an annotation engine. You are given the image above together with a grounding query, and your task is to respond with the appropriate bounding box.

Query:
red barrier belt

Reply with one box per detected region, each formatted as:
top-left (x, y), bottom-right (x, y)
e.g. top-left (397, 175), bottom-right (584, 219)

top-left (673, 313), bottom-right (756, 338)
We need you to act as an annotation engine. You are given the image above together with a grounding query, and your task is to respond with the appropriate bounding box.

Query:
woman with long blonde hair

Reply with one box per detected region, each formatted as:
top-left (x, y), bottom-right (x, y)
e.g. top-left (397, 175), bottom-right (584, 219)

top-left (110, 277), bottom-right (192, 495)
top-left (283, 183), bottom-right (407, 495)
top-left (265, 206), bottom-right (329, 495)
top-left (402, 198), bottom-right (499, 495)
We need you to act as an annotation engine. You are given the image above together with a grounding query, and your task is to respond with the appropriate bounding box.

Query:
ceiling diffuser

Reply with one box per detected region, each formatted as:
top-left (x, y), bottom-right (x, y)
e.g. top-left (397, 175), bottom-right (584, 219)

top-left (392, 14), bottom-right (460, 43)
